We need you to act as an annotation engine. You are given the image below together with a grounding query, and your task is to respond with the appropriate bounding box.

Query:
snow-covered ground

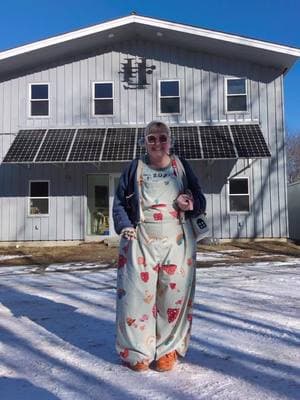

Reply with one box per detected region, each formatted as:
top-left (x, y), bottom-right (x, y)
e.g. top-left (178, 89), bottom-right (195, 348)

top-left (0, 257), bottom-right (299, 400)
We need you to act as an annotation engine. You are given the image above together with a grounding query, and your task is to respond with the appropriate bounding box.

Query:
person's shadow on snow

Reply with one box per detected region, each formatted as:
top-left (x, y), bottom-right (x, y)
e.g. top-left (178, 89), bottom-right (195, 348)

top-left (0, 287), bottom-right (118, 364)
top-left (0, 377), bottom-right (59, 400)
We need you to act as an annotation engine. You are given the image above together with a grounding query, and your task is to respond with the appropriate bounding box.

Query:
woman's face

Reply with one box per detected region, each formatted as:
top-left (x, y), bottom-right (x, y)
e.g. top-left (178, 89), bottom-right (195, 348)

top-left (145, 125), bottom-right (171, 160)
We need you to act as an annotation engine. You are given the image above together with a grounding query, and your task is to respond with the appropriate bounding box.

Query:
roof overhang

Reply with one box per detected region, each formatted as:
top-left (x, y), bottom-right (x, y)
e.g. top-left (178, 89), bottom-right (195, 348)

top-left (0, 15), bottom-right (299, 80)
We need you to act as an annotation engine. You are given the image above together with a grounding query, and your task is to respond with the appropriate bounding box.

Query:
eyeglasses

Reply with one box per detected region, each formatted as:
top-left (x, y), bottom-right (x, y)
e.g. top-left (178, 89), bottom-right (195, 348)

top-left (145, 134), bottom-right (169, 144)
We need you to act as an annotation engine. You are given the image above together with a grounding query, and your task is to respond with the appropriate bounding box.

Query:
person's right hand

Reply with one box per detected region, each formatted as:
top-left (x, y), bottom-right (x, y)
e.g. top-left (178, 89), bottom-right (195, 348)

top-left (121, 227), bottom-right (137, 240)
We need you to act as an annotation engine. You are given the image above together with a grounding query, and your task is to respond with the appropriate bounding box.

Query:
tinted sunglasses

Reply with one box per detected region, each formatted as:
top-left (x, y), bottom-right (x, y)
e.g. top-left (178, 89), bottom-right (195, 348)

top-left (145, 134), bottom-right (169, 144)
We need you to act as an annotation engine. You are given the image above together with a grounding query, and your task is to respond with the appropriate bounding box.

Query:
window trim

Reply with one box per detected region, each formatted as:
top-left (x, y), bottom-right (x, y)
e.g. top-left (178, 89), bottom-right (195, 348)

top-left (225, 77), bottom-right (248, 114)
top-left (28, 180), bottom-right (50, 217)
top-left (29, 83), bottom-right (50, 118)
top-left (92, 81), bottom-right (114, 117)
top-left (158, 79), bottom-right (181, 115)
top-left (227, 176), bottom-right (250, 214)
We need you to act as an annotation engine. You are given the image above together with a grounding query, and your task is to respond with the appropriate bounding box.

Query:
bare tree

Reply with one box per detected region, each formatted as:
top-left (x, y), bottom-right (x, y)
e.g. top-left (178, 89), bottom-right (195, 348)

top-left (286, 132), bottom-right (300, 183)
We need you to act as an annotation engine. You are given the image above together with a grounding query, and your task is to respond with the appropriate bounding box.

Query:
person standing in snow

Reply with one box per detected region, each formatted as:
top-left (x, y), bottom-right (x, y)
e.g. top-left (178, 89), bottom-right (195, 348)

top-left (113, 120), bottom-right (206, 372)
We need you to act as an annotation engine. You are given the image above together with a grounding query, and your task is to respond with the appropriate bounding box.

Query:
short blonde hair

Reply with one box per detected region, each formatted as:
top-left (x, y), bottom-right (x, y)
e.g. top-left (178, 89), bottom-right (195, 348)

top-left (144, 120), bottom-right (171, 137)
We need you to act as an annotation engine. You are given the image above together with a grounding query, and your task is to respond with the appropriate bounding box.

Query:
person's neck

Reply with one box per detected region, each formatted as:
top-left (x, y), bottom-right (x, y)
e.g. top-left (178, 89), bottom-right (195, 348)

top-left (148, 154), bottom-right (171, 169)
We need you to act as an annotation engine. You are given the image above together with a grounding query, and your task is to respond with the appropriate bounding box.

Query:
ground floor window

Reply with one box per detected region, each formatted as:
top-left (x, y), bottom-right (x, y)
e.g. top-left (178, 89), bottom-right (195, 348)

top-left (228, 177), bottom-right (250, 212)
top-left (29, 180), bottom-right (50, 215)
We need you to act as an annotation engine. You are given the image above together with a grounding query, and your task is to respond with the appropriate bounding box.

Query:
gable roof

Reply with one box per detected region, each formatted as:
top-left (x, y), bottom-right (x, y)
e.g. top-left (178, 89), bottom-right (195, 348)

top-left (0, 14), bottom-right (299, 79)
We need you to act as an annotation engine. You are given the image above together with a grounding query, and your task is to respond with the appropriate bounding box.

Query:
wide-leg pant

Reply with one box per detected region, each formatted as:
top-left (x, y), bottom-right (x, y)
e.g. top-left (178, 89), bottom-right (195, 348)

top-left (115, 220), bottom-right (196, 365)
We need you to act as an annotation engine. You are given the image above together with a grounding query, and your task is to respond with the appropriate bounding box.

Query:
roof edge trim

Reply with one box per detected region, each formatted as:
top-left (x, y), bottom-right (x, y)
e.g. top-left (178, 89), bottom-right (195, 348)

top-left (1, 15), bottom-right (300, 63)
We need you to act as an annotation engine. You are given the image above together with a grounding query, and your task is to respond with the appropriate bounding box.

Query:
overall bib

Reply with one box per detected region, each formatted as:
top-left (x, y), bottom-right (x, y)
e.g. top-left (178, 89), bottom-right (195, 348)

top-left (116, 158), bottom-right (196, 365)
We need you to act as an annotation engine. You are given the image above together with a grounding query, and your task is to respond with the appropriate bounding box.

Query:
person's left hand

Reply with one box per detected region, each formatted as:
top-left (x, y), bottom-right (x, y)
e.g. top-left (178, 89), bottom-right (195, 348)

top-left (176, 193), bottom-right (194, 211)
top-left (121, 227), bottom-right (137, 240)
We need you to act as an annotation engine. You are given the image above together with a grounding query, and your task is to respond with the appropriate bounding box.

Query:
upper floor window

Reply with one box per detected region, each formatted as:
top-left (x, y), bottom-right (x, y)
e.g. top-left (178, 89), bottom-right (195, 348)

top-left (30, 84), bottom-right (49, 117)
top-left (29, 180), bottom-right (50, 216)
top-left (159, 80), bottom-right (180, 114)
top-left (228, 177), bottom-right (250, 213)
top-left (93, 82), bottom-right (113, 115)
top-left (226, 78), bottom-right (247, 112)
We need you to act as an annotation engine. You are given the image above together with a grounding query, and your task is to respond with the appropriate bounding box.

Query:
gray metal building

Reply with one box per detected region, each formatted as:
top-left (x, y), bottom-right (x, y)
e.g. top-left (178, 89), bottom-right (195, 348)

top-left (0, 14), bottom-right (299, 242)
top-left (288, 181), bottom-right (300, 241)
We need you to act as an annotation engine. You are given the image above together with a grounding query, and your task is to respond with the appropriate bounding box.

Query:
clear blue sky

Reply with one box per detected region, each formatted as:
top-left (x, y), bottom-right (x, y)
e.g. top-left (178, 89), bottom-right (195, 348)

top-left (0, 0), bottom-right (299, 134)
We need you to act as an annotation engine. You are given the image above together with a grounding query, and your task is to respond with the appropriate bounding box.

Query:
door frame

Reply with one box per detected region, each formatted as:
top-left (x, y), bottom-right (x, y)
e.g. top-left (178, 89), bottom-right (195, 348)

top-left (84, 172), bottom-right (120, 240)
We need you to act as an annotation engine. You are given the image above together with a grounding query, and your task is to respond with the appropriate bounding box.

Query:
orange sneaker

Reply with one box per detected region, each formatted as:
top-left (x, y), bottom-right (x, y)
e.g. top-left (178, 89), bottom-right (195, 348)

top-left (156, 351), bottom-right (178, 372)
top-left (124, 360), bottom-right (149, 372)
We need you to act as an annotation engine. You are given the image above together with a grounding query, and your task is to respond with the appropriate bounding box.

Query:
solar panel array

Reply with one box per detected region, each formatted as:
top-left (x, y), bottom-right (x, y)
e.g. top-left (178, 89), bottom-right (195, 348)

top-left (2, 124), bottom-right (271, 163)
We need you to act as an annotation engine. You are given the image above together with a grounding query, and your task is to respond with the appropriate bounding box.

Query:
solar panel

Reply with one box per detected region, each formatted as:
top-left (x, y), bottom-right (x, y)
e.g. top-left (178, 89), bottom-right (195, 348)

top-left (135, 128), bottom-right (146, 158)
top-left (101, 128), bottom-right (136, 161)
top-left (199, 125), bottom-right (237, 159)
top-left (35, 129), bottom-right (76, 162)
top-left (68, 128), bottom-right (106, 162)
top-left (230, 124), bottom-right (271, 158)
top-left (170, 126), bottom-right (202, 159)
top-left (3, 130), bottom-right (47, 163)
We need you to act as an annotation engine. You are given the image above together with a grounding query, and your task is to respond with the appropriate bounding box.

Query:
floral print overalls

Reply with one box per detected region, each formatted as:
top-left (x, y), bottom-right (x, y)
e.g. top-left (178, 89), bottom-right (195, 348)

top-left (116, 156), bottom-right (196, 366)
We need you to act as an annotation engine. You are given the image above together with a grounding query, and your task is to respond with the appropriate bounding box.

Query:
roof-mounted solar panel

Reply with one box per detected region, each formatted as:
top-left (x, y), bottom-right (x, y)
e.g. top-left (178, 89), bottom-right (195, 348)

top-left (3, 130), bottom-right (46, 163)
top-left (68, 128), bottom-right (106, 162)
top-left (35, 129), bottom-right (76, 162)
top-left (230, 124), bottom-right (271, 158)
top-left (171, 126), bottom-right (202, 159)
top-left (199, 125), bottom-right (237, 159)
top-left (101, 128), bottom-right (136, 161)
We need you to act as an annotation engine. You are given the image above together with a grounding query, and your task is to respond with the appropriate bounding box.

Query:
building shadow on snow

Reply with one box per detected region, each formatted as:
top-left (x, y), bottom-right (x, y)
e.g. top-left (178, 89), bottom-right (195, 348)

top-left (0, 377), bottom-right (60, 400)
top-left (0, 286), bottom-right (118, 365)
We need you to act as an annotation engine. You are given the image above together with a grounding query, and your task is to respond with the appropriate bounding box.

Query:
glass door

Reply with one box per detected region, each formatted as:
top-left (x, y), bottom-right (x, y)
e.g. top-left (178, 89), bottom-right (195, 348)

top-left (87, 175), bottom-right (110, 236)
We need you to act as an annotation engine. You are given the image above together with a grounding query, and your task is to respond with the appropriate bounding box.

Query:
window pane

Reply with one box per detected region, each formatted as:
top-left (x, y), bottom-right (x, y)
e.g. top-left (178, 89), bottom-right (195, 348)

top-left (95, 83), bottom-right (112, 98)
top-left (230, 196), bottom-right (249, 212)
top-left (31, 84), bottom-right (48, 99)
top-left (227, 79), bottom-right (246, 95)
top-left (160, 98), bottom-right (180, 114)
top-left (94, 99), bottom-right (113, 115)
top-left (160, 81), bottom-right (179, 97)
top-left (230, 179), bottom-right (248, 194)
top-left (31, 101), bottom-right (49, 116)
top-left (30, 198), bottom-right (49, 215)
top-left (30, 181), bottom-right (49, 197)
top-left (227, 95), bottom-right (247, 112)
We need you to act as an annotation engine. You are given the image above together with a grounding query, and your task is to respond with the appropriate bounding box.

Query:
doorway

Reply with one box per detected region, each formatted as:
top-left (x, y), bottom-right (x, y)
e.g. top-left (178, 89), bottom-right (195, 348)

top-left (86, 174), bottom-right (120, 238)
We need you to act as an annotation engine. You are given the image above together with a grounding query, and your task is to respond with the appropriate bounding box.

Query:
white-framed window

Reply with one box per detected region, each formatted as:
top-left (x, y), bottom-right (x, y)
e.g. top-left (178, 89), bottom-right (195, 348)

top-left (93, 82), bottom-right (113, 116)
top-left (28, 180), bottom-right (50, 216)
top-left (29, 83), bottom-right (49, 117)
top-left (228, 177), bottom-right (250, 213)
top-left (225, 78), bottom-right (247, 112)
top-left (159, 80), bottom-right (180, 114)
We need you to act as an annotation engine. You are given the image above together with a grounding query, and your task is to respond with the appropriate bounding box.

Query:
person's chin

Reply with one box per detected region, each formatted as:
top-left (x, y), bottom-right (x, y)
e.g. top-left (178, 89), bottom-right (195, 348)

top-left (150, 149), bottom-right (164, 156)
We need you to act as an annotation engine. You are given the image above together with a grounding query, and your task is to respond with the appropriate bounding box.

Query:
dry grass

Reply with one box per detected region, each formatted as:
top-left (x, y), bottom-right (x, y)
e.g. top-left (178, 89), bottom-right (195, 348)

top-left (1, 240), bottom-right (300, 269)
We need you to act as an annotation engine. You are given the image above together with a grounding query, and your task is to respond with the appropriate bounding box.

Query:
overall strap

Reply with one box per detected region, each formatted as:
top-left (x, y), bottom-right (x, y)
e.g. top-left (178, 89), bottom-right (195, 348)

top-left (171, 155), bottom-right (188, 223)
top-left (136, 158), bottom-right (145, 222)
top-left (171, 155), bottom-right (188, 191)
